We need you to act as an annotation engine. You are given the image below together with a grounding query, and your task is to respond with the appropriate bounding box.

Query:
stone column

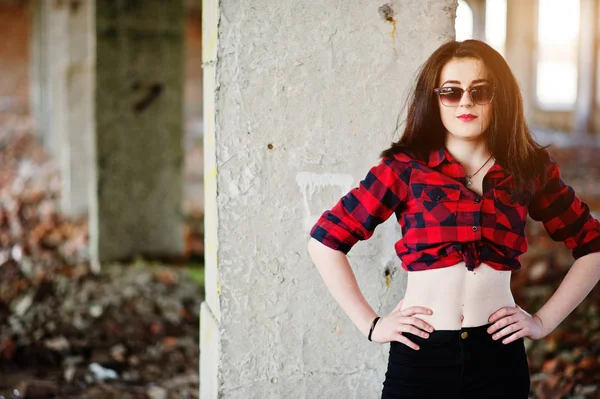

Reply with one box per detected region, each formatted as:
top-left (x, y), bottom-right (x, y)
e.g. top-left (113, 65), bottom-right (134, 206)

top-left (199, 0), bottom-right (456, 397)
top-left (466, 0), bottom-right (486, 41)
top-left (29, 0), bottom-right (95, 217)
top-left (29, 0), bottom-right (52, 154)
top-left (596, 0), bottom-right (600, 133)
top-left (574, 0), bottom-right (599, 134)
top-left (505, 0), bottom-right (537, 119)
top-left (91, 1), bottom-right (185, 263)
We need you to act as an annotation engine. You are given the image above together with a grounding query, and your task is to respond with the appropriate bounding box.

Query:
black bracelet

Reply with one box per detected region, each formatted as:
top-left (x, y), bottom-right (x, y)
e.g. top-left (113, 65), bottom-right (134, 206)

top-left (368, 316), bottom-right (381, 341)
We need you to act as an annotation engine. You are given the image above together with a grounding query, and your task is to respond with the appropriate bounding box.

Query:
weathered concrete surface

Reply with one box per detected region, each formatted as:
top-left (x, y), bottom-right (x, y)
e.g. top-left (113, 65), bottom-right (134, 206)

top-left (201, 0), bottom-right (456, 397)
top-left (505, 0), bottom-right (536, 123)
top-left (30, 0), bottom-right (95, 217)
top-left (92, 1), bottom-right (185, 262)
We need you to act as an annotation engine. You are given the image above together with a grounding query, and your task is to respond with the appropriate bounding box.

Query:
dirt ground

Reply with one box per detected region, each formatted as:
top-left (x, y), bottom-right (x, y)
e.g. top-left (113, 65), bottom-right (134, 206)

top-left (0, 122), bottom-right (203, 398)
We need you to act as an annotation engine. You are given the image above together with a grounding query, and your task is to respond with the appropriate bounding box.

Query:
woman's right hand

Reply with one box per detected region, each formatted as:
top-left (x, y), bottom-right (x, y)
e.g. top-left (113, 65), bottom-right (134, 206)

top-left (370, 299), bottom-right (435, 350)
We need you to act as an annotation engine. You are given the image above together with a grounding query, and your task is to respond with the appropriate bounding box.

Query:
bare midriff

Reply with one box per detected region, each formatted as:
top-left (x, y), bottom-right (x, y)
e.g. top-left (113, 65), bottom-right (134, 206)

top-left (399, 261), bottom-right (516, 330)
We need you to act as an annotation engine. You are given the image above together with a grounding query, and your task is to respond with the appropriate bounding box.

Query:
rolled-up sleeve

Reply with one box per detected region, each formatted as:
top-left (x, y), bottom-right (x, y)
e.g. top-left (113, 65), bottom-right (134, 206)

top-left (528, 156), bottom-right (600, 260)
top-left (309, 157), bottom-right (411, 254)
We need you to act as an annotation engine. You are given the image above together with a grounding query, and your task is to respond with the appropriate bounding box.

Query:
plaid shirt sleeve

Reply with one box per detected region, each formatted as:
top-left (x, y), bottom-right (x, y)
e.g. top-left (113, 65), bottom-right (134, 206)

top-left (309, 157), bottom-right (410, 254)
top-left (528, 156), bottom-right (600, 260)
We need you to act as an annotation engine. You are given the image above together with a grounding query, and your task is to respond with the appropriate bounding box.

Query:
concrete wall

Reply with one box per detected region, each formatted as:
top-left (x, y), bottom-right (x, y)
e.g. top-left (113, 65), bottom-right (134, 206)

top-left (200, 0), bottom-right (457, 397)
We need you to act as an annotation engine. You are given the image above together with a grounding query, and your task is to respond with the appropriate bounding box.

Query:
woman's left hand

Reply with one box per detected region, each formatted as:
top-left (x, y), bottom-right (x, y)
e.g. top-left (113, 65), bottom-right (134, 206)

top-left (487, 305), bottom-right (549, 343)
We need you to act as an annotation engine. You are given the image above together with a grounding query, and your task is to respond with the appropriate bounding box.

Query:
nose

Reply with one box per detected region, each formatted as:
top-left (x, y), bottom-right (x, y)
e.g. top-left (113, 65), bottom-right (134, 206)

top-left (458, 88), bottom-right (474, 107)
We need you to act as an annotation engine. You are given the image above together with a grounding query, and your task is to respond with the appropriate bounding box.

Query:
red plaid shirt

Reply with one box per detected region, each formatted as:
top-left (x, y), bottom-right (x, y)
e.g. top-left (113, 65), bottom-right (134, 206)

top-left (309, 146), bottom-right (600, 272)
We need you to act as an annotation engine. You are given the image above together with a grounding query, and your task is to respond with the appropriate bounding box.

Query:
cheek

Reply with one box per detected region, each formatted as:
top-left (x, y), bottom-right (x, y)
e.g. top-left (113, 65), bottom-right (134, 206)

top-left (480, 106), bottom-right (493, 129)
top-left (439, 106), bottom-right (455, 126)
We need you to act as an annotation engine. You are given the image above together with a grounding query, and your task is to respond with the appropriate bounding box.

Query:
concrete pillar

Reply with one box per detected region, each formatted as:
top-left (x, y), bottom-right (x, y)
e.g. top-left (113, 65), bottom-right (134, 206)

top-left (29, 0), bottom-right (50, 146)
top-left (200, 0), bottom-right (456, 397)
top-left (466, 0), bottom-right (486, 41)
top-left (596, 0), bottom-right (600, 133)
top-left (574, 0), bottom-right (599, 134)
top-left (30, 0), bottom-right (95, 217)
top-left (505, 0), bottom-right (537, 120)
top-left (91, 1), bottom-right (185, 263)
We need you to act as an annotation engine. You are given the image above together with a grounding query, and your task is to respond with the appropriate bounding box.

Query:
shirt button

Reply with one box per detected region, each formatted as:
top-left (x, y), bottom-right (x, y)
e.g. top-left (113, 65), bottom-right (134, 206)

top-left (461, 331), bottom-right (468, 339)
top-left (474, 197), bottom-right (481, 203)
top-left (472, 226), bottom-right (478, 232)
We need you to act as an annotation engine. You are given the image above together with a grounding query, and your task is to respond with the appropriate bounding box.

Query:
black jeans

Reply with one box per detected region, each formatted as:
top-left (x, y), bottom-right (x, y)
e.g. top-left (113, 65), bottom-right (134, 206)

top-left (381, 322), bottom-right (531, 399)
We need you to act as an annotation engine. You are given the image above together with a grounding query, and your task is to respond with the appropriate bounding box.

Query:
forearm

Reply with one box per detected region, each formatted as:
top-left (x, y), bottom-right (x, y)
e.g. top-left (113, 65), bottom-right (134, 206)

top-left (534, 252), bottom-right (600, 334)
top-left (307, 238), bottom-right (378, 337)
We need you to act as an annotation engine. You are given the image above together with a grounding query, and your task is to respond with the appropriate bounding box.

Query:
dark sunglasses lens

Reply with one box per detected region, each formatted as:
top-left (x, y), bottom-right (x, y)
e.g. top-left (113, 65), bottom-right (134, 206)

top-left (471, 85), bottom-right (493, 104)
top-left (440, 88), bottom-right (463, 105)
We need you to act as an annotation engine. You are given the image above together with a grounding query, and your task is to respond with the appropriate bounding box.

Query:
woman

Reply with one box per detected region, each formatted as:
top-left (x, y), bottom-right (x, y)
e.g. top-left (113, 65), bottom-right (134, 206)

top-left (306, 39), bottom-right (600, 398)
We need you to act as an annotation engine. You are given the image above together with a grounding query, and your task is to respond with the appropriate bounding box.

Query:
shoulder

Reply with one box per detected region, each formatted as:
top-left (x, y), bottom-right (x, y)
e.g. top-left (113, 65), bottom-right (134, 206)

top-left (383, 147), bottom-right (426, 168)
top-left (537, 147), bottom-right (554, 166)
top-left (375, 154), bottom-right (412, 181)
top-left (533, 148), bottom-right (560, 187)
top-left (528, 147), bottom-right (570, 205)
top-left (376, 152), bottom-right (417, 183)
top-left (364, 152), bottom-right (415, 192)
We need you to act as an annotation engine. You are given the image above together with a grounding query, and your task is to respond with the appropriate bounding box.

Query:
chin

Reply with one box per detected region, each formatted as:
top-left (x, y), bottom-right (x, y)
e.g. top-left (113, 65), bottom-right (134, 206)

top-left (447, 129), bottom-right (486, 140)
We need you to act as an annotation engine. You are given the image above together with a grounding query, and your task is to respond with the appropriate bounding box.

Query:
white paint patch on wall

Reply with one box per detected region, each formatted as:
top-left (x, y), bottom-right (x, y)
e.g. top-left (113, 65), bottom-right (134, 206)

top-left (295, 171), bottom-right (354, 232)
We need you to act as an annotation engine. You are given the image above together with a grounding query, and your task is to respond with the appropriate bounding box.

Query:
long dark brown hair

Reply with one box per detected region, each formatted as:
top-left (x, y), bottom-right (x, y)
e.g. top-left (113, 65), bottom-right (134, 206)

top-left (380, 39), bottom-right (550, 202)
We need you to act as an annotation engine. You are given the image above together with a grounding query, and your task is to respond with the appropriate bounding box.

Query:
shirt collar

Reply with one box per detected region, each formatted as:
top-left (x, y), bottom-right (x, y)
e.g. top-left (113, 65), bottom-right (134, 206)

top-left (427, 145), bottom-right (456, 168)
top-left (428, 145), bottom-right (505, 175)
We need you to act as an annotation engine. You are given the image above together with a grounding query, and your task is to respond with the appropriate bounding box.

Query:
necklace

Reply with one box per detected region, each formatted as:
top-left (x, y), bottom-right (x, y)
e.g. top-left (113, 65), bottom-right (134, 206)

top-left (465, 155), bottom-right (494, 187)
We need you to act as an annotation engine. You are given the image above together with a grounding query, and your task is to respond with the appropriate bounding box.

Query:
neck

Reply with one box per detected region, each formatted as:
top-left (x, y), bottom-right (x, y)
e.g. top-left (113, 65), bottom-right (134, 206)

top-left (444, 134), bottom-right (491, 171)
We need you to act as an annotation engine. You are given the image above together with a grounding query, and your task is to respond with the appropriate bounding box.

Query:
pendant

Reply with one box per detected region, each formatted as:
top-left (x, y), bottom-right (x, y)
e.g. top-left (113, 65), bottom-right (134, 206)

top-left (465, 176), bottom-right (472, 186)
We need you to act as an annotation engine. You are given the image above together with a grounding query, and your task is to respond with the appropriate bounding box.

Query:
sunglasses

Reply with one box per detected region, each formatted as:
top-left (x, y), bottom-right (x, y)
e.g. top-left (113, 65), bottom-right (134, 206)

top-left (433, 84), bottom-right (495, 107)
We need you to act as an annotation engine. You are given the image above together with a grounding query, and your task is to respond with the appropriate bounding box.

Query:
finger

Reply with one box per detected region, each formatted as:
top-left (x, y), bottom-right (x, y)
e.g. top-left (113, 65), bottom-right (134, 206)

top-left (488, 315), bottom-right (518, 334)
top-left (396, 335), bottom-right (420, 351)
top-left (403, 306), bottom-right (433, 316)
top-left (488, 308), bottom-right (506, 323)
top-left (405, 317), bottom-right (435, 333)
top-left (491, 322), bottom-right (518, 341)
top-left (395, 314), bottom-right (435, 332)
top-left (502, 328), bottom-right (527, 344)
top-left (397, 322), bottom-right (431, 339)
top-left (415, 319), bottom-right (435, 333)
top-left (488, 306), bottom-right (516, 323)
top-left (500, 330), bottom-right (524, 344)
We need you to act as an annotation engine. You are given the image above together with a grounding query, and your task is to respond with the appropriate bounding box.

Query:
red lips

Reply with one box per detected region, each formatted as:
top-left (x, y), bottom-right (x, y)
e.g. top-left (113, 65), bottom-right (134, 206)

top-left (457, 114), bottom-right (478, 122)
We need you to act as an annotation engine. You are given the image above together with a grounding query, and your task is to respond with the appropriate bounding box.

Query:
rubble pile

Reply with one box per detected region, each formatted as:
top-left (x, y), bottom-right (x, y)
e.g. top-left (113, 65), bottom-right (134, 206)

top-left (0, 127), bottom-right (202, 398)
